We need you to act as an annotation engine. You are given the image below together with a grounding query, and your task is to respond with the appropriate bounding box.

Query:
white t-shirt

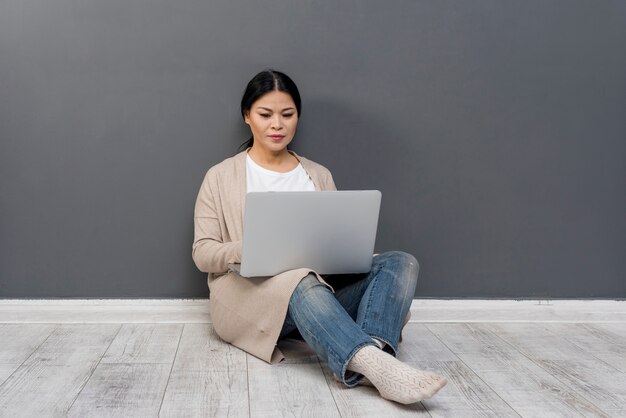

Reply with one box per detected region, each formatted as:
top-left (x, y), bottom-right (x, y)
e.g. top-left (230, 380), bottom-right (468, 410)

top-left (246, 153), bottom-right (315, 193)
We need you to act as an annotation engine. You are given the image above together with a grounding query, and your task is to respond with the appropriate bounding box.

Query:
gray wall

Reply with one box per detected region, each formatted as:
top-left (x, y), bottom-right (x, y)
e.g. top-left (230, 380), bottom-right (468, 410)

top-left (1, 0), bottom-right (624, 298)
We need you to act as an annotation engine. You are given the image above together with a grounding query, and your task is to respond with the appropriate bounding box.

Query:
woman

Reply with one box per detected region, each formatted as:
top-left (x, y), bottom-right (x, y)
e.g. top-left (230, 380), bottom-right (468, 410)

top-left (192, 69), bottom-right (447, 404)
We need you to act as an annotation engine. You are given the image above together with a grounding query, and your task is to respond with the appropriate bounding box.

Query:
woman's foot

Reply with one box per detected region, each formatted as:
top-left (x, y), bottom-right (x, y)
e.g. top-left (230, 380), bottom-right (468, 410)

top-left (347, 345), bottom-right (447, 404)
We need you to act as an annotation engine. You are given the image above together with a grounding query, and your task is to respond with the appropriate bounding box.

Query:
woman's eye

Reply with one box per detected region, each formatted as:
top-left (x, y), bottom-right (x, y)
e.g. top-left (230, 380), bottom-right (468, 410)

top-left (260, 114), bottom-right (271, 118)
top-left (283, 114), bottom-right (294, 118)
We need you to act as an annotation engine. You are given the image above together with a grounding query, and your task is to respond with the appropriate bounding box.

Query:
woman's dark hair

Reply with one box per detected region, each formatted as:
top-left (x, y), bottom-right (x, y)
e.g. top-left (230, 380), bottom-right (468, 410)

top-left (238, 69), bottom-right (301, 151)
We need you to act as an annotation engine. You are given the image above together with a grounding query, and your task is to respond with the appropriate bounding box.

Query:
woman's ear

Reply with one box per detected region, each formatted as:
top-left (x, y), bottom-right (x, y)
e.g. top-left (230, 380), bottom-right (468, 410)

top-left (243, 111), bottom-right (251, 126)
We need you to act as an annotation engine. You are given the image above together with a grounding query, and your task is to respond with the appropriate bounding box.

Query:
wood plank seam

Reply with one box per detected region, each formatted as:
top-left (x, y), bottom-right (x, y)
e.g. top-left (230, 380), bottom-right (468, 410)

top-left (156, 324), bottom-right (184, 417)
top-left (317, 357), bottom-right (345, 418)
top-left (65, 324), bottom-right (122, 415)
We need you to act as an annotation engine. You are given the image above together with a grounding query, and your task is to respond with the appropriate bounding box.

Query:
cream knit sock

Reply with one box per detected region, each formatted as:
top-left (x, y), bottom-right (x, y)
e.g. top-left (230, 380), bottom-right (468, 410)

top-left (347, 345), bottom-right (447, 404)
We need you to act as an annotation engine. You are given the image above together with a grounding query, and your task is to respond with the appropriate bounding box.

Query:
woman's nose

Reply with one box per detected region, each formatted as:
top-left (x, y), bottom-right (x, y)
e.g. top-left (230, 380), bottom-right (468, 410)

top-left (271, 115), bottom-right (282, 129)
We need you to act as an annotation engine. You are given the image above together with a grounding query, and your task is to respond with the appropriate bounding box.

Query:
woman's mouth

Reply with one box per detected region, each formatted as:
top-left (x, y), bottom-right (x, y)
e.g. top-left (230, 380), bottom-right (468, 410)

top-left (269, 135), bottom-right (285, 141)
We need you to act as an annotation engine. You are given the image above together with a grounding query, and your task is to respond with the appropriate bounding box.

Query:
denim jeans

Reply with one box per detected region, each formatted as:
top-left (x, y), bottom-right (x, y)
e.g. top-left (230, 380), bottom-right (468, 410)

top-left (279, 251), bottom-right (419, 387)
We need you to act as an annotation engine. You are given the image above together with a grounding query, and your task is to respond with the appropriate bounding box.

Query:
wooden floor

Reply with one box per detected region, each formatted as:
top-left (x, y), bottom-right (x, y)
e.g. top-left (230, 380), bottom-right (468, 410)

top-left (0, 303), bottom-right (625, 417)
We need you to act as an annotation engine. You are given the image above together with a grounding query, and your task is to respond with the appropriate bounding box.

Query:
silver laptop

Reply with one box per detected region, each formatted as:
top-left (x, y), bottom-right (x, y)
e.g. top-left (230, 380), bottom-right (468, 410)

top-left (230, 190), bottom-right (381, 277)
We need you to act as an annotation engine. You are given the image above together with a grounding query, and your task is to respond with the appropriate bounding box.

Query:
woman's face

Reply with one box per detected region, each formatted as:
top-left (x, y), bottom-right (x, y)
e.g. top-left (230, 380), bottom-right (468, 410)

top-left (244, 90), bottom-right (298, 154)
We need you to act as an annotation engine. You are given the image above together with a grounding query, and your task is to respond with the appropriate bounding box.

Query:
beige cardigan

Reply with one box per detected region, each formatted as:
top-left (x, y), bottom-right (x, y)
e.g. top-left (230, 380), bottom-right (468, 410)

top-left (192, 149), bottom-right (337, 363)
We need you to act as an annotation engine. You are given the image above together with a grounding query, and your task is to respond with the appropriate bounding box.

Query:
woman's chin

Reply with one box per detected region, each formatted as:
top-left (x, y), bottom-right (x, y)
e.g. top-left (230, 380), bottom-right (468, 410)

top-left (263, 139), bottom-right (292, 152)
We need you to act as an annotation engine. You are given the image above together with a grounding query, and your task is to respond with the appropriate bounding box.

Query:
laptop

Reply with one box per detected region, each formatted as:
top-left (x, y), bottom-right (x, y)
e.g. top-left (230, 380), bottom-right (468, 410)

top-left (229, 190), bottom-right (382, 277)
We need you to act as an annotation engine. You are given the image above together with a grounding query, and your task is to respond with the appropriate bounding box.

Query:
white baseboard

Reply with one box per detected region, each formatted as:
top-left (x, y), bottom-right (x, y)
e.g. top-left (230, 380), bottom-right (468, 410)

top-left (0, 299), bottom-right (624, 324)
top-left (408, 299), bottom-right (626, 323)
top-left (0, 299), bottom-right (211, 324)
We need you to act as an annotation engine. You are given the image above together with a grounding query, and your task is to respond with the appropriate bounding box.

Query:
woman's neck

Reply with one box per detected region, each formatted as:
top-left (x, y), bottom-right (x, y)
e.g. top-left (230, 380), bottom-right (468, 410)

top-left (247, 146), bottom-right (298, 172)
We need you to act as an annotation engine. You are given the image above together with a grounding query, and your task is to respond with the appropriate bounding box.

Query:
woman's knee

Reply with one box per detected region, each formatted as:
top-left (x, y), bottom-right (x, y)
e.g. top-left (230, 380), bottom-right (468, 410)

top-left (375, 251), bottom-right (419, 273)
top-left (292, 273), bottom-right (328, 301)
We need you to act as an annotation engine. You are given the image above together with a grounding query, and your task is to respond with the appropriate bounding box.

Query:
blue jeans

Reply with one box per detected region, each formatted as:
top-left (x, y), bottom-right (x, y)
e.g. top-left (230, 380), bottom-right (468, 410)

top-left (279, 251), bottom-right (419, 387)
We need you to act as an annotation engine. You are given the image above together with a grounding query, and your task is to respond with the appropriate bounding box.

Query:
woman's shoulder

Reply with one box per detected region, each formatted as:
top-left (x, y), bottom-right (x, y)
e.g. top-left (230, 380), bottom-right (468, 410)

top-left (292, 152), bottom-right (336, 189)
top-left (293, 152), bottom-right (332, 176)
top-left (204, 150), bottom-right (247, 180)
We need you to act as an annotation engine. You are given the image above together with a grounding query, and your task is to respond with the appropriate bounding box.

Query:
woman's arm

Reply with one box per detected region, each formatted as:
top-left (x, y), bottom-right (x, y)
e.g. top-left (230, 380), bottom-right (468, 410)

top-left (192, 170), bottom-right (241, 273)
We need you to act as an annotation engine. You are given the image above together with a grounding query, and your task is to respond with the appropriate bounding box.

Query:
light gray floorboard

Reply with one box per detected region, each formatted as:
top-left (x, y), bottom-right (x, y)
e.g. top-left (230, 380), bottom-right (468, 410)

top-left (24, 324), bottom-right (121, 366)
top-left (68, 324), bottom-right (183, 417)
top-left (276, 337), bottom-right (320, 364)
top-left (0, 324), bottom-right (54, 363)
top-left (0, 364), bottom-right (19, 385)
top-left (400, 324), bottom-right (519, 418)
top-left (160, 369), bottom-right (249, 418)
top-left (559, 323), bottom-right (626, 373)
top-left (0, 362), bottom-right (107, 417)
top-left (484, 323), bottom-right (626, 416)
top-left (397, 324), bottom-right (459, 363)
top-left (0, 324), bottom-right (119, 417)
top-left (68, 363), bottom-right (172, 417)
top-left (247, 354), bottom-right (340, 418)
top-left (538, 360), bottom-right (626, 417)
top-left (101, 324), bottom-right (183, 364)
top-left (428, 323), bottom-right (610, 417)
top-left (422, 360), bottom-right (520, 418)
top-left (159, 324), bottom-right (249, 417)
top-left (597, 323), bottom-right (626, 339)
top-left (482, 323), bottom-right (591, 361)
top-left (168, 324), bottom-right (246, 372)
